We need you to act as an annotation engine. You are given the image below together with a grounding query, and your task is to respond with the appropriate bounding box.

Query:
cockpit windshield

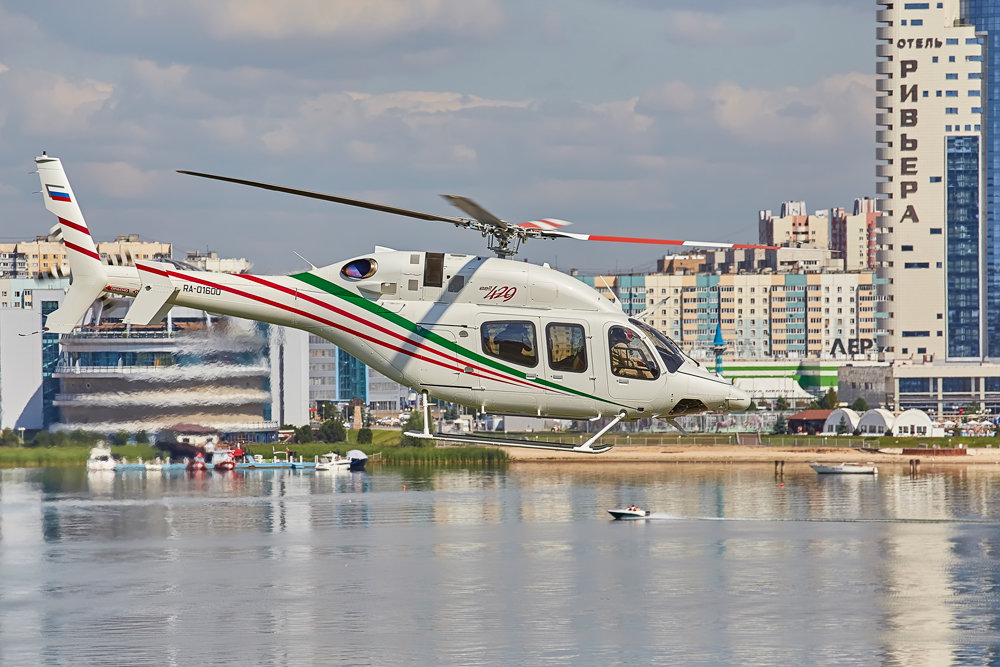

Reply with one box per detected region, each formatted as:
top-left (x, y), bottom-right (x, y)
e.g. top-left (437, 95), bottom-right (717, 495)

top-left (628, 318), bottom-right (691, 374)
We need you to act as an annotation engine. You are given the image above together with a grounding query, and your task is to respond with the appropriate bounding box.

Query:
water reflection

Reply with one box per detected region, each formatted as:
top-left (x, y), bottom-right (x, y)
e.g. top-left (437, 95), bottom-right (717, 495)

top-left (5, 463), bottom-right (1000, 664)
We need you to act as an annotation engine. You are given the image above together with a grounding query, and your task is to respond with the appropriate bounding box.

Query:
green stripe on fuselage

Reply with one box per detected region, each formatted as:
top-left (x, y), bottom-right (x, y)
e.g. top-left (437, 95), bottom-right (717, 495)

top-left (290, 271), bottom-right (625, 408)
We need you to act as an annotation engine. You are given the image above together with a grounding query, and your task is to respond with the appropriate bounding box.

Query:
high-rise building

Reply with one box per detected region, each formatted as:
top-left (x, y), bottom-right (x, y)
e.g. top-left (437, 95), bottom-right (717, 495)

top-left (961, 3), bottom-right (1000, 358)
top-left (875, 0), bottom-right (986, 360)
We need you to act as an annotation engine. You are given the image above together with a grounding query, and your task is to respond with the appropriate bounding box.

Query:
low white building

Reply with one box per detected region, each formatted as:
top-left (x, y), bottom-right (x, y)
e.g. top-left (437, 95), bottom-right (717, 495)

top-left (857, 408), bottom-right (895, 436)
top-left (892, 409), bottom-right (945, 438)
top-left (821, 408), bottom-right (860, 435)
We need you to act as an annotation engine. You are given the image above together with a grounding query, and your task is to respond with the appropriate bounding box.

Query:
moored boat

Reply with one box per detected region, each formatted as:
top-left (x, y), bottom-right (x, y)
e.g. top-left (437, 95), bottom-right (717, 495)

top-left (346, 449), bottom-right (368, 472)
top-left (186, 453), bottom-right (208, 471)
top-left (810, 462), bottom-right (878, 475)
top-left (316, 452), bottom-right (350, 471)
top-left (608, 506), bottom-right (651, 520)
top-left (86, 445), bottom-right (116, 472)
top-left (213, 455), bottom-right (236, 471)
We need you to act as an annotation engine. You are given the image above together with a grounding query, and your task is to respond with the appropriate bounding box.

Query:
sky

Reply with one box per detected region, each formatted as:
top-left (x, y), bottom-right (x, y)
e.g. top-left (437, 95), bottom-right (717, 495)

top-left (0, 0), bottom-right (875, 275)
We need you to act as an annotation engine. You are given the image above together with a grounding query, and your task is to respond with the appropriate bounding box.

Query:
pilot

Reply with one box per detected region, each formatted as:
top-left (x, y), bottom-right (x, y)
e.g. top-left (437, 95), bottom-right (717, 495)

top-left (611, 327), bottom-right (653, 380)
top-left (610, 328), bottom-right (638, 377)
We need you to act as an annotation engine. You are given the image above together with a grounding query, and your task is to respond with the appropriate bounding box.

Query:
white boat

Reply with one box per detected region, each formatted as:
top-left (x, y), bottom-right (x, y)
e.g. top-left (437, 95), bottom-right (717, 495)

top-left (810, 462), bottom-right (878, 475)
top-left (86, 445), bottom-right (116, 472)
top-left (346, 449), bottom-right (368, 472)
top-left (608, 506), bottom-right (651, 520)
top-left (316, 452), bottom-right (350, 471)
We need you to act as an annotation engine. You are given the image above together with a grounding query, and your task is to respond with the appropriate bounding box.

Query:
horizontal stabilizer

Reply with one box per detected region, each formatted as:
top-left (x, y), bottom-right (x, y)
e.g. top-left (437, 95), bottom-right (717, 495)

top-left (124, 262), bottom-right (177, 325)
top-left (44, 276), bottom-right (105, 334)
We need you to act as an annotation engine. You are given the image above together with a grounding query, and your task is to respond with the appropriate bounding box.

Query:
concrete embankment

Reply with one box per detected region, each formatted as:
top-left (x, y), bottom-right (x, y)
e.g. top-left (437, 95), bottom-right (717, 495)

top-left (503, 444), bottom-right (1000, 464)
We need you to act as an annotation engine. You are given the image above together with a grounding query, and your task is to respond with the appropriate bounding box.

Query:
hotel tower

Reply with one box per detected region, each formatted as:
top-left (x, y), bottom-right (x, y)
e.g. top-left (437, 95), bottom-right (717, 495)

top-left (875, 1), bottom-right (999, 361)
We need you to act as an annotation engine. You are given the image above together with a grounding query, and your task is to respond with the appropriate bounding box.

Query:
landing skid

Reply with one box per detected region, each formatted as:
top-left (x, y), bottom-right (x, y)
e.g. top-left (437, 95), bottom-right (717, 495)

top-left (403, 430), bottom-right (614, 454)
top-left (406, 397), bottom-right (623, 454)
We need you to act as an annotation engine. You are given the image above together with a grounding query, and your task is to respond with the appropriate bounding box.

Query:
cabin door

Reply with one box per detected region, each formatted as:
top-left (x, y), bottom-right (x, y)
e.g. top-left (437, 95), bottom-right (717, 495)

top-left (538, 319), bottom-right (598, 417)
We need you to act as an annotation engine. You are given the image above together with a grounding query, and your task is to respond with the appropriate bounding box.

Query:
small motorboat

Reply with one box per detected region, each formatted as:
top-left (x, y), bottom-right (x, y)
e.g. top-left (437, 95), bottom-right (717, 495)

top-left (213, 456), bottom-right (236, 471)
top-left (186, 454), bottom-right (207, 471)
top-left (316, 452), bottom-right (350, 471)
top-left (86, 445), bottom-right (116, 472)
top-left (810, 462), bottom-right (878, 475)
top-left (346, 449), bottom-right (368, 472)
top-left (608, 506), bottom-right (651, 520)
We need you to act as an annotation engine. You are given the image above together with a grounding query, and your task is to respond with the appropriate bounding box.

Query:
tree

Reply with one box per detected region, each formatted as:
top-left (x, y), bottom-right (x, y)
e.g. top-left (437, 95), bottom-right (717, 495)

top-left (850, 397), bottom-right (869, 413)
top-left (819, 389), bottom-right (839, 410)
top-left (357, 427), bottom-right (373, 444)
top-left (134, 429), bottom-right (149, 445)
top-left (293, 424), bottom-right (314, 444)
top-left (772, 414), bottom-right (788, 435)
top-left (400, 411), bottom-right (426, 447)
top-left (318, 418), bottom-right (346, 443)
top-left (775, 396), bottom-right (790, 411)
top-left (111, 430), bottom-right (130, 446)
top-left (747, 400), bottom-right (758, 412)
top-left (0, 428), bottom-right (19, 447)
top-left (836, 416), bottom-right (849, 435)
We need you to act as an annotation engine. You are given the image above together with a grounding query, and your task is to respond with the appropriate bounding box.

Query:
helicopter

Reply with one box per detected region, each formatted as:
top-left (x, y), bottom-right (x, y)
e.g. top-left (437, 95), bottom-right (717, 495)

top-left (34, 153), bottom-right (767, 454)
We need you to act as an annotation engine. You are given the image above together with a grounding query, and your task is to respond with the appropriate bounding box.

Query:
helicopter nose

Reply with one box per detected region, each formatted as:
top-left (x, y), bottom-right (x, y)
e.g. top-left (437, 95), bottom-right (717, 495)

top-left (725, 385), bottom-right (751, 411)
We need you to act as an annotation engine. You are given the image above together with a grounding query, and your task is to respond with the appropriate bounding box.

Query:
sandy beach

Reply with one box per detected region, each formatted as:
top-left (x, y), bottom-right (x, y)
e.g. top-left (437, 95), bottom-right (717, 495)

top-left (503, 443), bottom-right (1000, 465)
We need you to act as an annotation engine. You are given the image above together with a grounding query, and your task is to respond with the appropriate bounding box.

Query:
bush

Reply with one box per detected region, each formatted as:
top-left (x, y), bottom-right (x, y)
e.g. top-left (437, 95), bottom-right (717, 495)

top-left (318, 418), bottom-right (346, 443)
top-left (357, 427), bottom-right (373, 444)
top-left (400, 411), bottom-right (426, 447)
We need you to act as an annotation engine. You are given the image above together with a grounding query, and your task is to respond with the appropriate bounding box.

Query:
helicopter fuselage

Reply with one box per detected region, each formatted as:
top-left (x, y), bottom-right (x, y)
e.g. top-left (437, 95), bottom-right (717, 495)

top-left (99, 248), bottom-right (749, 421)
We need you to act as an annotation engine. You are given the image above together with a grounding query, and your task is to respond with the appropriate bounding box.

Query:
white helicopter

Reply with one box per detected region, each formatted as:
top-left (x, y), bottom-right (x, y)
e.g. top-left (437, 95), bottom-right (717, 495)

top-left (35, 153), bottom-right (766, 454)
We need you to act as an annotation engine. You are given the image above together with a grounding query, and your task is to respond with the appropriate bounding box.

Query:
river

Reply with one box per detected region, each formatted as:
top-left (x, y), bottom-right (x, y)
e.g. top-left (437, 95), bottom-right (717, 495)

top-left (3, 463), bottom-right (1000, 665)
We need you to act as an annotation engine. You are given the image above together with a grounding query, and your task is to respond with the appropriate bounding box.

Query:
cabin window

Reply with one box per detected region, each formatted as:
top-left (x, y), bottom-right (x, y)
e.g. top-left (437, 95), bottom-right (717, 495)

top-left (546, 323), bottom-right (587, 373)
top-left (424, 252), bottom-right (444, 287)
top-left (608, 326), bottom-right (659, 380)
top-left (341, 258), bottom-right (377, 279)
top-left (447, 275), bottom-right (465, 293)
top-left (481, 320), bottom-right (538, 367)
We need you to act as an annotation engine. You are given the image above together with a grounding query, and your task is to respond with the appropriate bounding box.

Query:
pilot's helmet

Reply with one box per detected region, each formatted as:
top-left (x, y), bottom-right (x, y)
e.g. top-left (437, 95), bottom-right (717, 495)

top-left (612, 328), bottom-right (632, 344)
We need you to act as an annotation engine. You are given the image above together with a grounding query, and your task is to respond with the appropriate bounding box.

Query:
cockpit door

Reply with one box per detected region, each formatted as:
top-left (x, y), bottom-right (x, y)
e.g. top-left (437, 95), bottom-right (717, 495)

top-left (604, 323), bottom-right (662, 409)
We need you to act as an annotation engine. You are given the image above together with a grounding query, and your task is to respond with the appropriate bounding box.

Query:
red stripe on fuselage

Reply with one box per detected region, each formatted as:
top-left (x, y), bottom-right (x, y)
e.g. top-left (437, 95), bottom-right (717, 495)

top-left (234, 273), bottom-right (539, 390)
top-left (154, 269), bottom-right (536, 391)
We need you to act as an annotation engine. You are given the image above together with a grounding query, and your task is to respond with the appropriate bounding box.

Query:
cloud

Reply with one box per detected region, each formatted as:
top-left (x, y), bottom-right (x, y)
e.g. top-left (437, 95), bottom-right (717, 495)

top-left (196, 0), bottom-right (505, 41)
top-left (708, 73), bottom-right (873, 145)
top-left (85, 161), bottom-right (161, 199)
top-left (662, 10), bottom-right (788, 47)
top-left (2, 69), bottom-right (114, 135)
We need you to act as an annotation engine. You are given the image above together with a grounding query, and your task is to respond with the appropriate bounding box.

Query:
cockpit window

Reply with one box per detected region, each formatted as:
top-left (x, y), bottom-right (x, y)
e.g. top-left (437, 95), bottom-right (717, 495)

top-left (628, 318), bottom-right (687, 374)
top-left (608, 326), bottom-right (659, 380)
top-left (341, 258), bottom-right (377, 279)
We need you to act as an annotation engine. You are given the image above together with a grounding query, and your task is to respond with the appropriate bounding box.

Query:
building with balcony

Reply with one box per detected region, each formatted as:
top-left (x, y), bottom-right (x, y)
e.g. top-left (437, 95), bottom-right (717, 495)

top-left (53, 306), bottom-right (279, 441)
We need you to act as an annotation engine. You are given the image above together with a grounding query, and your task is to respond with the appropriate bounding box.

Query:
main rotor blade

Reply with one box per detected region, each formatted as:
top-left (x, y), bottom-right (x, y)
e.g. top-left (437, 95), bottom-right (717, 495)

top-left (177, 170), bottom-right (470, 227)
top-left (539, 229), bottom-right (781, 250)
top-left (441, 194), bottom-right (508, 230)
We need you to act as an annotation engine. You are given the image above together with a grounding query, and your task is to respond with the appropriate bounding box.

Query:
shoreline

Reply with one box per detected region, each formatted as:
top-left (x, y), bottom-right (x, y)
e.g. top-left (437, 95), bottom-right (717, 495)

top-left (502, 444), bottom-right (1000, 465)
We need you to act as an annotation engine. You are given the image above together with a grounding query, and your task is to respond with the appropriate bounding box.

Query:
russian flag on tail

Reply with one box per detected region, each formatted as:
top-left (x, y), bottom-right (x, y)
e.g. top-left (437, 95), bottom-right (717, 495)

top-left (45, 184), bottom-right (71, 202)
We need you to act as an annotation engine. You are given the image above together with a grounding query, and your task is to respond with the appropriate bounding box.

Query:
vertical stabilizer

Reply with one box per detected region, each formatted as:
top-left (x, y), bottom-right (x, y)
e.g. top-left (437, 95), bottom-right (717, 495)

top-left (35, 155), bottom-right (108, 333)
